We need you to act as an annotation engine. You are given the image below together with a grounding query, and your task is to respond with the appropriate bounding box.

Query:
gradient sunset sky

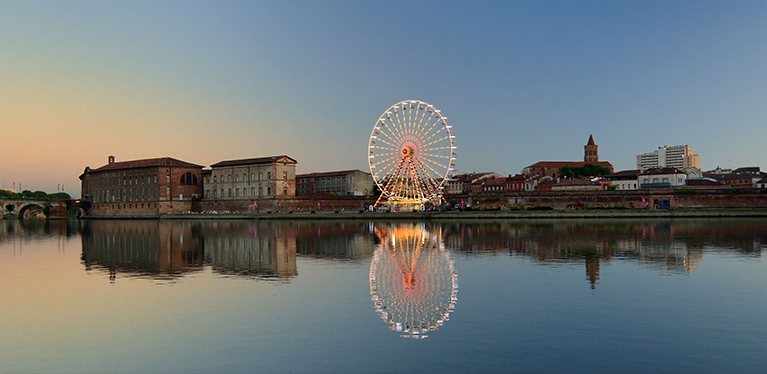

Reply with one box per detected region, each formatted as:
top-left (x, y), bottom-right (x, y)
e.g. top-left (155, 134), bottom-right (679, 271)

top-left (3, 1), bottom-right (767, 196)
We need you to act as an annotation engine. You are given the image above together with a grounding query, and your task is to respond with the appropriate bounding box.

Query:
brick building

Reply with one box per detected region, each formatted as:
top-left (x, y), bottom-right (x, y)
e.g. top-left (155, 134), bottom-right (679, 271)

top-left (523, 135), bottom-right (614, 178)
top-left (80, 155), bottom-right (204, 216)
top-left (203, 155), bottom-right (297, 211)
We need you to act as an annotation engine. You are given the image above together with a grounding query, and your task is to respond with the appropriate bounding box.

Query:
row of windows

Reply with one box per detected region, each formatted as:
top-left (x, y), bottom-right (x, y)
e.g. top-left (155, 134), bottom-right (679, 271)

top-left (206, 186), bottom-right (290, 198)
top-left (209, 171), bottom-right (289, 184)
top-left (94, 203), bottom-right (159, 210)
top-left (91, 187), bottom-right (158, 203)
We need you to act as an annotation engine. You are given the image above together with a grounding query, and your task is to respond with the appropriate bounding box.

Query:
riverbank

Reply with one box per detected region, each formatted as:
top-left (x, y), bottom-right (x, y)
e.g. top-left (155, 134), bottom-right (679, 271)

top-left (80, 208), bottom-right (767, 220)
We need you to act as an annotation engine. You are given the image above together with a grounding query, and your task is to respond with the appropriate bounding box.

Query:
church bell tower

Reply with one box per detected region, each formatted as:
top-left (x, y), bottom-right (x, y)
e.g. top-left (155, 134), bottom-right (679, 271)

top-left (584, 135), bottom-right (598, 163)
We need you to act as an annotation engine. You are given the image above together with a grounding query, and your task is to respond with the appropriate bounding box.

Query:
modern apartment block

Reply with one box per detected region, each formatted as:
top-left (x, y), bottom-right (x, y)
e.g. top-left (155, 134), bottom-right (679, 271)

top-left (636, 145), bottom-right (700, 171)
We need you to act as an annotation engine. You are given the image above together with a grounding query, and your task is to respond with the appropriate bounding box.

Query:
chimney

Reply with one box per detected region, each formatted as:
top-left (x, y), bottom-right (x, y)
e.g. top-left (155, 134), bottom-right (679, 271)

top-left (108, 155), bottom-right (115, 164)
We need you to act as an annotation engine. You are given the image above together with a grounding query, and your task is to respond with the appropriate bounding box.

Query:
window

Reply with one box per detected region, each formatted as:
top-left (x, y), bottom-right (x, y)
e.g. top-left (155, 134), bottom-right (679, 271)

top-left (228, 175), bottom-right (232, 182)
top-left (259, 187), bottom-right (263, 196)
top-left (251, 187), bottom-right (255, 196)
top-left (221, 189), bottom-right (224, 198)
top-left (267, 172), bottom-right (271, 180)
top-left (206, 190), bottom-right (210, 198)
top-left (259, 172), bottom-right (263, 180)
top-left (283, 171), bottom-right (287, 180)
top-left (180, 172), bottom-right (198, 185)
top-left (235, 174), bottom-right (239, 182)
top-left (228, 189), bottom-right (232, 197)
top-left (243, 174), bottom-right (247, 182)
top-left (283, 188), bottom-right (287, 196)
top-left (235, 188), bottom-right (239, 197)
top-left (251, 173), bottom-right (255, 181)
top-left (166, 176), bottom-right (170, 183)
top-left (267, 187), bottom-right (271, 196)
top-left (213, 190), bottom-right (217, 198)
top-left (214, 176), bottom-right (217, 183)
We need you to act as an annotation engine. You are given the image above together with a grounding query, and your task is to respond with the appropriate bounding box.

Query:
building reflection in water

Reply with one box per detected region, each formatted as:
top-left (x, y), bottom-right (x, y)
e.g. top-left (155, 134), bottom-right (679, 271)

top-left (81, 220), bottom-right (204, 283)
top-left (200, 221), bottom-right (297, 280)
top-left (369, 223), bottom-right (458, 339)
top-left (442, 219), bottom-right (767, 289)
top-left (72, 218), bottom-right (766, 289)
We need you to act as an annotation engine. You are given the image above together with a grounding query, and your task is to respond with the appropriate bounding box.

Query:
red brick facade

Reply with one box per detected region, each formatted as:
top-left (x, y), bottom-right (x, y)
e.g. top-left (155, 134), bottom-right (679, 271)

top-left (80, 156), bottom-right (203, 216)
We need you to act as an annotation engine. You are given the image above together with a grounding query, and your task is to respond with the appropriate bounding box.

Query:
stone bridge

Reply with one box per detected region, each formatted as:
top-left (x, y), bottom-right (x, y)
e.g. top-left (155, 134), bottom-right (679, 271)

top-left (1, 199), bottom-right (85, 219)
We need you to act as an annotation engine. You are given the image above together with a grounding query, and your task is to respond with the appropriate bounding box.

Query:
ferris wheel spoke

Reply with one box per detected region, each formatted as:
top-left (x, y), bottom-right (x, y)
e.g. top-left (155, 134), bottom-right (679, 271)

top-left (422, 156), bottom-right (448, 171)
top-left (415, 116), bottom-right (441, 141)
top-left (375, 137), bottom-right (400, 149)
top-left (420, 116), bottom-right (449, 140)
top-left (419, 152), bottom-right (450, 159)
top-left (390, 110), bottom-right (408, 143)
top-left (373, 154), bottom-right (399, 167)
top-left (422, 135), bottom-right (449, 148)
top-left (377, 126), bottom-right (402, 146)
top-left (414, 158), bottom-right (443, 191)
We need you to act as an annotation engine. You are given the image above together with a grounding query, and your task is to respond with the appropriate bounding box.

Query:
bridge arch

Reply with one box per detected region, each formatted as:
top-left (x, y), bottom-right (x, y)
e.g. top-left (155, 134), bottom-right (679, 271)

top-left (17, 202), bottom-right (47, 219)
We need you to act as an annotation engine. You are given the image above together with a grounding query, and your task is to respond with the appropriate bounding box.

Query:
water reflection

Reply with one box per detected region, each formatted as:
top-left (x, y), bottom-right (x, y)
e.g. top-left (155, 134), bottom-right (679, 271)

top-left (199, 221), bottom-right (297, 280)
top-left (441, 219), bottom-right (766, 288)
top-left (77, 220), bottom-right (378, 283)
top-left (369, 223), bottom-right (458, 339)
top-left (3, 218), bottom-right (764, 290)
top-left (81, 220), bottom-right (204, 283)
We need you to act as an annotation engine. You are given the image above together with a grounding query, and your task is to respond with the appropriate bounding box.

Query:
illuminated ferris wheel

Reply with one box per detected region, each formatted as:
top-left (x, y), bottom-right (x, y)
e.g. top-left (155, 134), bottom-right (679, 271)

top-left (369, 223), bottom-right (458, 339)
top-left (368, 100), bottom-right (456, 209)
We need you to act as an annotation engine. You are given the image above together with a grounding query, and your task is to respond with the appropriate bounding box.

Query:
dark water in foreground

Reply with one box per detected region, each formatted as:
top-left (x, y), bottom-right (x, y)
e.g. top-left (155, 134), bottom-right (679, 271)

top-left (1, 218), bottom-right (766, 373)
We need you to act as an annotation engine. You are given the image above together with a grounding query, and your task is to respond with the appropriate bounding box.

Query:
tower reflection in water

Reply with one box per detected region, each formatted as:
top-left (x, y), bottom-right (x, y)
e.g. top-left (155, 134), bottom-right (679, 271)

top-left (369, 223), bottom-right (458, 339)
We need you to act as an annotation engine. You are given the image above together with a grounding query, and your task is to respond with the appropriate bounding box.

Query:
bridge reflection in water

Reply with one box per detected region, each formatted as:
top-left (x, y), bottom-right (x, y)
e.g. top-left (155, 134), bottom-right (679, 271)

top-left (370, 223), bottom-right (458, 339)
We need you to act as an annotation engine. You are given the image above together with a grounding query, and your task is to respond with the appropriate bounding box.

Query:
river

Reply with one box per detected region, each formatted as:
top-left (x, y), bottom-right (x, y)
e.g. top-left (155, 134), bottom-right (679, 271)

top-left (1, 218), bottom-right (766, 373)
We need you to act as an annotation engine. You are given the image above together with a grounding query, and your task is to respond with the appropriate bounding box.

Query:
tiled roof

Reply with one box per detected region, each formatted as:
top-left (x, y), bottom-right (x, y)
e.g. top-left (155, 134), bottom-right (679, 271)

top-left (210, 155), bottom-right (297, 168)
top-left (639, 167), bottom-right (685, 175)
top-left (686, 179), bottom-right (727, 187)
top-left (296, 169), bottom-right (369, 178)
top-left (603, 170), bottom-right (640, 178)
top-left (527, 161), bottom-right (613, 168)
top-left (554, 179), bottom-right (600, 186)
top-left (90, 157), bottom-right (203, 172)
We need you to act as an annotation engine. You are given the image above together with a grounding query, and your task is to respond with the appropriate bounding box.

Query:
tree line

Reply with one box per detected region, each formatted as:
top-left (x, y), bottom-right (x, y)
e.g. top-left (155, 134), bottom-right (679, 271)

top-left (0, 189), bottom-right (71, 200)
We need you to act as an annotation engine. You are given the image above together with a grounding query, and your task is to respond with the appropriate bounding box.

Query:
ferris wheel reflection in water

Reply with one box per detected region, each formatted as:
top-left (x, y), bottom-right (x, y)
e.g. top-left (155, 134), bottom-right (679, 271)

top-left (369, 223), bottom-right (458, 339)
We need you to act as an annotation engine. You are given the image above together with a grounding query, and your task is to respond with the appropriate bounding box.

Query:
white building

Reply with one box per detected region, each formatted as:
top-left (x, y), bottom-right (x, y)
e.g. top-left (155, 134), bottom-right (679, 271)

top-left (638, 168), bottom-right (688, 189)
top-left (637, 145), bottom-right (700, 171)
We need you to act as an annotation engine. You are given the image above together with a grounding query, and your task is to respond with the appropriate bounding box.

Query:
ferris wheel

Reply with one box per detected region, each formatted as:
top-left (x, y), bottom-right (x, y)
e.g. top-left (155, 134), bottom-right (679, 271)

top-left (368, 100), bottom-right (456, 209)
top-left (369, 223), bottom-right (458, 339)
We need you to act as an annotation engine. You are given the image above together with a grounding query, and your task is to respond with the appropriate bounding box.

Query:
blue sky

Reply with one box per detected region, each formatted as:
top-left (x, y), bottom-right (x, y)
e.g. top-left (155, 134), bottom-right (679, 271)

top-left (2, 0), bottom-right (767, 195)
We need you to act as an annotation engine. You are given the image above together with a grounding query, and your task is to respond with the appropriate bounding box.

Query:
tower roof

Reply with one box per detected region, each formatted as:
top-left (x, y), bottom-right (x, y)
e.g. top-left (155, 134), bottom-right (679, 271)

top-left (587, 134), bottom-right (595, 146)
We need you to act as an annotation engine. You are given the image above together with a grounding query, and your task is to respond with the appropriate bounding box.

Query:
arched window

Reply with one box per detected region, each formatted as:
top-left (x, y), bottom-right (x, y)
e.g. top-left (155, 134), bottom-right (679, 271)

top-left (180, 172), bottom-right (199, 185)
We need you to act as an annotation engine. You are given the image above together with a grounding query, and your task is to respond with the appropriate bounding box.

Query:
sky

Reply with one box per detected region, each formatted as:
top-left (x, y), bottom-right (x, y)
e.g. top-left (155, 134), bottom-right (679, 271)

top-left (2, 0), bottom-right (767, 197)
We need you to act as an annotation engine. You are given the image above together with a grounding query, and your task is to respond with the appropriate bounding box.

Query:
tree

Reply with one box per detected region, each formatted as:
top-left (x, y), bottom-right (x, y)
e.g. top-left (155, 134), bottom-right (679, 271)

top-left (558, 165), bottom-right (574, 179)
top-left (559, 164), bottom-right (610, 179)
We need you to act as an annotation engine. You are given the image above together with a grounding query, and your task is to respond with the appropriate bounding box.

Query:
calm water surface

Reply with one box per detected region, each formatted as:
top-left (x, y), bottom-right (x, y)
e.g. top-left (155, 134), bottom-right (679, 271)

top-left (1, 218), bottom-right (766, 373)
